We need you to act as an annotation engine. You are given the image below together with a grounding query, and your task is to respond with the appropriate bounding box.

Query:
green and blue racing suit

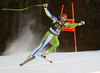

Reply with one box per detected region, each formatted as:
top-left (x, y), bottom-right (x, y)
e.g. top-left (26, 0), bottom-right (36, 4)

top-left (31, 8), bottom-right (82, 56)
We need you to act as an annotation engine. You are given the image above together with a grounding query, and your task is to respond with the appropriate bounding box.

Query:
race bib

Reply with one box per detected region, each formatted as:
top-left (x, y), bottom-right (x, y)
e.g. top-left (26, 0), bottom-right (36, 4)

top-left (49, 22), bottom-right (65, 35)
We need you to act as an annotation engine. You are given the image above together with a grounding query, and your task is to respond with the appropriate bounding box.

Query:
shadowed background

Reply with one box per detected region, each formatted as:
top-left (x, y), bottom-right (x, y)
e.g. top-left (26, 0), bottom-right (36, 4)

top-left (0, 0), bottom-right (100, 55)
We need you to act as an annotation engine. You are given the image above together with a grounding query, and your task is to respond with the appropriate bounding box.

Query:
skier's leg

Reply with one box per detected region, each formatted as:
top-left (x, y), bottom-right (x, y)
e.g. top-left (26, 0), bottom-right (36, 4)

top-left (41, 36), bottom-right (59, 58)
top-left (30, 31), bottom-right (54, 57)
top-left (27, 32), bottom-right (50, 60)
top-left (48, 36), bottom-right (59, 53)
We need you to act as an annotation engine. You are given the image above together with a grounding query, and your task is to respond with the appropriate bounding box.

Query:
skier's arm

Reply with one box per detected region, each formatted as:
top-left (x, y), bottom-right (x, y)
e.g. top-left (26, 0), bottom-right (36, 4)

top-left (43, 4), bottom-right (57, 23)
top-left (65, 21), bottom-right (85, 28)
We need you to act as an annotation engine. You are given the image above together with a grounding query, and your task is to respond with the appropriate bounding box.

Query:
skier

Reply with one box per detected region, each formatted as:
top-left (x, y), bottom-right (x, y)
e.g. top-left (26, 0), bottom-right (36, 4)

top-left (27, 3), bottom-right (85, 60)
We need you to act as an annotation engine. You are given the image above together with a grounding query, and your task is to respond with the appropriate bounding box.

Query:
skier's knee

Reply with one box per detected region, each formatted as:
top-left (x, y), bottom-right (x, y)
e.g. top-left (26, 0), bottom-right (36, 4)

top-left (55, 41), bottom-right (59, 47)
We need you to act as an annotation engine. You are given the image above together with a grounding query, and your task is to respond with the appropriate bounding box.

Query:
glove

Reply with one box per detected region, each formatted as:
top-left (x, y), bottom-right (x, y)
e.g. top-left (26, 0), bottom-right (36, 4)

top-left (43, 3), bottom-right (48, 8)
top-left (81, 21), bottom-right (85, 25)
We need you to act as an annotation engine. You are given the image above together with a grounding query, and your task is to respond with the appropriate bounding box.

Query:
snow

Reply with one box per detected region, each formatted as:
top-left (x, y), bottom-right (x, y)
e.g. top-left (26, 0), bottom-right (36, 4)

top-left (0, 51), bottom-right (100, 73)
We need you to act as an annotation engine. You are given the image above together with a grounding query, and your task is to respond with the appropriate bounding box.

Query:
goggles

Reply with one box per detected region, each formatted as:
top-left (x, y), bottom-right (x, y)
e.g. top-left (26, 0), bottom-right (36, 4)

top-left (60, 16), bottom-right (67, 21)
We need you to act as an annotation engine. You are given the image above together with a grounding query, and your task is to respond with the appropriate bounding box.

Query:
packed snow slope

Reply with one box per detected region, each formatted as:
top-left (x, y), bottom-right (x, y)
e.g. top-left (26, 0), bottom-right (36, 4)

top-left (0, 51), bottom-right (100, 73)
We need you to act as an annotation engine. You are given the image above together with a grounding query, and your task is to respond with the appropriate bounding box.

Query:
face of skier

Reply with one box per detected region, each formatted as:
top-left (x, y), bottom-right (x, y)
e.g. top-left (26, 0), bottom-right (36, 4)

top-left (60, 17), bottom-right (67, 23)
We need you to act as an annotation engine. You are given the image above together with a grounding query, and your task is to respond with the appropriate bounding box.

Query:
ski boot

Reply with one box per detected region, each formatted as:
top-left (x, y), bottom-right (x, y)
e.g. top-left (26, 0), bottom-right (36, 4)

top-left (41, 51), bottom-right (50, 58)
top-left (27, 54), bottom-right (36, 60)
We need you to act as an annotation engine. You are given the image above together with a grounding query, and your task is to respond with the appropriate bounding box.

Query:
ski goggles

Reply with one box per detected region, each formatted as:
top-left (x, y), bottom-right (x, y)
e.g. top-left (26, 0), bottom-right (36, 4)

top-left (60, 17), bottom-right (67, 21)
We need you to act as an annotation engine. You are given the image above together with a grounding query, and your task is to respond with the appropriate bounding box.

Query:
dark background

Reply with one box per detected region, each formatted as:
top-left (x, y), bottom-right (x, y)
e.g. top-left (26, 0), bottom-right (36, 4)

top-left (0, 0), bottom-right (100, 55)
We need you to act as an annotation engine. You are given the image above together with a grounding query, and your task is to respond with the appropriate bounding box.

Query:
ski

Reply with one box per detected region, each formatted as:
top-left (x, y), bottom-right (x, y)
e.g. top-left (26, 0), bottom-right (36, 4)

top-left (20, 54), bottom-right (52, 66)
top-left (36, 54), bottom-right (53, 63)
top-left (20, 56), bottom-right (35, 66)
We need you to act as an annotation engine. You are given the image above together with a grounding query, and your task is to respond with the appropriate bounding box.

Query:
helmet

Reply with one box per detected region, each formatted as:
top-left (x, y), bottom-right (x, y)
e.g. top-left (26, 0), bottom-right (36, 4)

top-left (59, 13), bottom-right (67, 21)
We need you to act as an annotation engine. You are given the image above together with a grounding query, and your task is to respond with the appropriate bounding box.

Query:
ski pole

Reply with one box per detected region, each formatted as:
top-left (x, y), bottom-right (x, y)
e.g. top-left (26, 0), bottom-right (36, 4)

top-left (2, 4), bottom-right (44, 11)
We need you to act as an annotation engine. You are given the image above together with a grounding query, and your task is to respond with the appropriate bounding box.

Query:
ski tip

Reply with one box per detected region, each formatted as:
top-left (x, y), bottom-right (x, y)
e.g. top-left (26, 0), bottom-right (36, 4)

top-left (50, 61), bottom-right (53, 63)
top-left (20, 64), bottom-right (23, 66)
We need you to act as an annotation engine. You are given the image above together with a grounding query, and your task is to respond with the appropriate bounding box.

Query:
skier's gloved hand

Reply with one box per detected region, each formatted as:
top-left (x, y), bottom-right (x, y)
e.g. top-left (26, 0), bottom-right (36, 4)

top-left (81, 21), bottom-right (85, 25)
top-left (43, 3), bottom-right (48, 8)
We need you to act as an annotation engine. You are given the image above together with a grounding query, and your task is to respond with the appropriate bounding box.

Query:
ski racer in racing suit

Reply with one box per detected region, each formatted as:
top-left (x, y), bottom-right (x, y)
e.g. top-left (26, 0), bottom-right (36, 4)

top-left (27, 3), bottom-right (85, 59)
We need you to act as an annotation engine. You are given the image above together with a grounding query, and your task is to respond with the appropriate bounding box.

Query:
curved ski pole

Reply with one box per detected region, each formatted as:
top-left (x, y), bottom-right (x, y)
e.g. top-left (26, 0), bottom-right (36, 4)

top-left (28, 4), bottom-right (43, 8)
top-left (2, 4), bottom-right (44, 11)
top-left (2, 7), bottom-right (28, 11)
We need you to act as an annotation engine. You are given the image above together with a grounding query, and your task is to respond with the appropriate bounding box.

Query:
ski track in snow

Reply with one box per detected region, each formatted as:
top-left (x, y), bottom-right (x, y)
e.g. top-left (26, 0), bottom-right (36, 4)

top-left (0, 51), bottom-right (100, 73)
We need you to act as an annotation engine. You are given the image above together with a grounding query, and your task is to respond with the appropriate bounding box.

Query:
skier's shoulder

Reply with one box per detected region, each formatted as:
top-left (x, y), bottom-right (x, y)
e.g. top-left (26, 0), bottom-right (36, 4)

top-left (64, 21), bottom-right (72, 24)
top-left (51, 16), bottom-right (57, 19)
top-left (52, 16), bottom-right (58, 23)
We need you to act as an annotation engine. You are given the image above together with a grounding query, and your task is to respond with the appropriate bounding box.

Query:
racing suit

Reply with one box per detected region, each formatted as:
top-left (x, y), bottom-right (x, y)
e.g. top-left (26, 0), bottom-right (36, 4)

top-left (31, 8), bottom-right (82, 56)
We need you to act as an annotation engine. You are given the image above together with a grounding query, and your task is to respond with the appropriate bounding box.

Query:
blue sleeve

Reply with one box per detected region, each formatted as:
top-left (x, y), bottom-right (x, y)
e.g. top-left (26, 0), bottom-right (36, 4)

top-left (44, 8), bottom-right (58, 23)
